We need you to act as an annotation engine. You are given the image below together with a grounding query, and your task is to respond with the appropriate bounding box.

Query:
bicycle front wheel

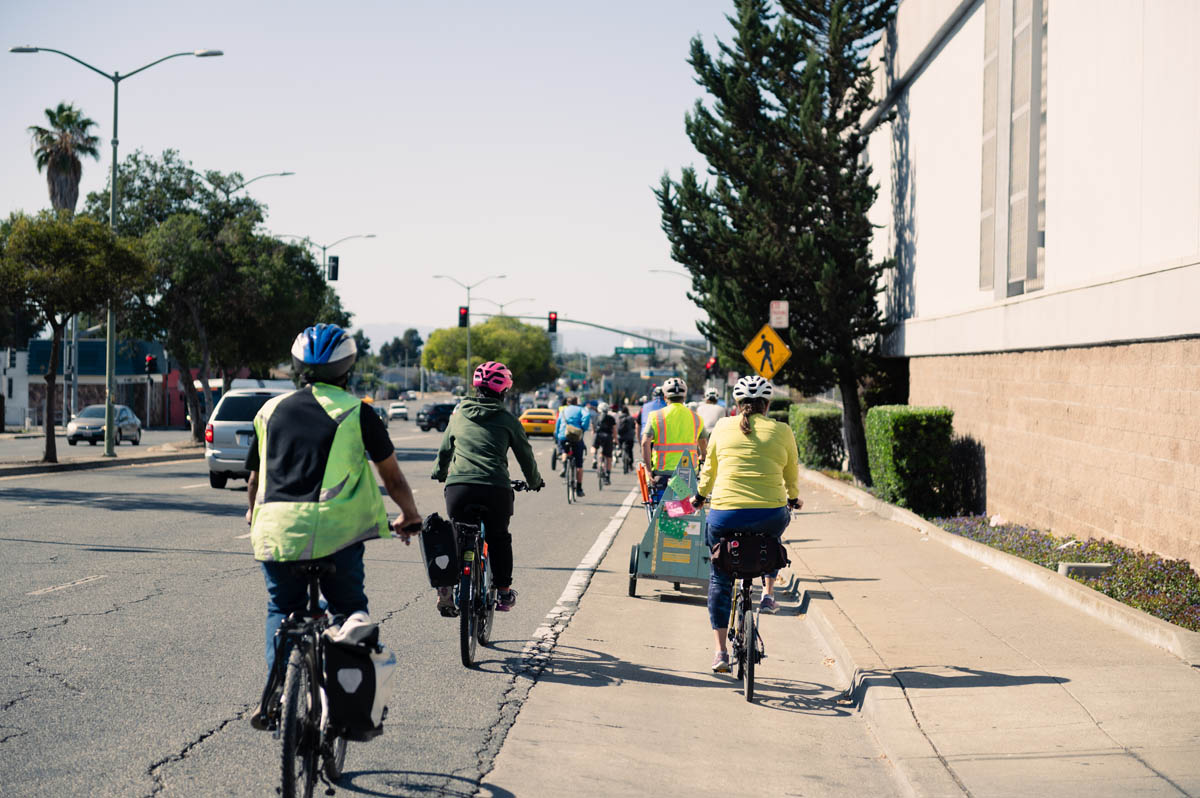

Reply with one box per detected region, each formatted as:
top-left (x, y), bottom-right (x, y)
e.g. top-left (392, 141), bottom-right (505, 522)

top-left (743, 608), bottom-right (756, 702)
top-left (280, 646), bottom-right (318, 798)
top-left (459, 560), bottom-right (478, 668)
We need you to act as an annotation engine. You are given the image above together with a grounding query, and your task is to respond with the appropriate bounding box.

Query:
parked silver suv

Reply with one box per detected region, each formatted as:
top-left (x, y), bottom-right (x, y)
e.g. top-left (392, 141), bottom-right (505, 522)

top-left (205, 388), bottom-right (290, 489)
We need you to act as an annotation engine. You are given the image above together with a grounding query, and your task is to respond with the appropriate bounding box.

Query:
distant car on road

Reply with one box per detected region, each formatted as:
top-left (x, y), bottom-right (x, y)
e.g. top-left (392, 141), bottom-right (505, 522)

top-left (67, 404), bottom-right (142, 446)
top-left (416, 402), bottom-right (456, 432)
top-left (518, 408), bottom-right (557, 436)
top-left (388, 402), bottom-right (408, 420)
top-left (205, 388), bottom-right (291, 489)
top-left (373, 404), bottom-right (389, 429)
top-left (404, 390), bottom-right (418, 401)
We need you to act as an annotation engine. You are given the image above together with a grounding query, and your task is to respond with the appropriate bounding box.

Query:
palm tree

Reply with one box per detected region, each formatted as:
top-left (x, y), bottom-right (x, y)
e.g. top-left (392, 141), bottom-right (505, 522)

top-left (28, 102), bottom-right (101, 214)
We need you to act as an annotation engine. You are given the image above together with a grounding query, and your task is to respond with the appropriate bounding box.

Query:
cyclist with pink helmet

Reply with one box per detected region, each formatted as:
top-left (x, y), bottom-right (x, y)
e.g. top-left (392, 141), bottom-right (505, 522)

top-left (432, 361), bottom-right (544, 614)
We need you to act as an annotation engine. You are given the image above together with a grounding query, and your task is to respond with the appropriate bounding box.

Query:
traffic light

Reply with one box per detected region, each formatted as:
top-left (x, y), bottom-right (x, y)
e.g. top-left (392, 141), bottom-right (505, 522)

top-left (704, 355), bottom-right (718, 377)
top-left (458, 306), bottom-right (469, 328)
top-left (547, 311), bottom-right (558, 333)
top-left (327, 255), bottom-right (339, 281)
top-left (144, 354), bottom-right (158, 375)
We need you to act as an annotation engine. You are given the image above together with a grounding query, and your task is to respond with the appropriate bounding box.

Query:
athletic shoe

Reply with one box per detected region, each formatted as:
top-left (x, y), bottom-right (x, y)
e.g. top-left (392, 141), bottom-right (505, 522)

top-left (575, 486), bottom-right (585, 497)
top-left (760, 595), bottom-right (779, 614)
top-left (711, 652), bottom-right (731, 673)
top-left (436, 586), bottom-right (457, 617)
top-left (496, 589), bottom-right (518, 612)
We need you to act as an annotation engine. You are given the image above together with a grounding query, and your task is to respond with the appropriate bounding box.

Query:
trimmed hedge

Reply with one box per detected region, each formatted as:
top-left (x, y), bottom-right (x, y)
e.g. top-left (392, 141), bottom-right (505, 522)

top-left (767, 397), bottom-right (793, 422)
top-left (865, 404), bottom-right (954, 516)
top-left (788, 403), bottom-right (844, 470)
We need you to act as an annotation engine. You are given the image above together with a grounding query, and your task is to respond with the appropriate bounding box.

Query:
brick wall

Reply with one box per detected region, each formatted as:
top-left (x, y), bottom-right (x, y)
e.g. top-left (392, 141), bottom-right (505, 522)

top-left (909, 339), bottom-right (1200, 570)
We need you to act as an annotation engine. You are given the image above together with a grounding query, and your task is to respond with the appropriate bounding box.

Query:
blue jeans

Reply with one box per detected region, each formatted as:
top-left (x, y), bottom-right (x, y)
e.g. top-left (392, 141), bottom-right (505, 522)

top-left (705, 507), bottom-right (789, 630)
top-left (260, 542), bottom-right (368, 670)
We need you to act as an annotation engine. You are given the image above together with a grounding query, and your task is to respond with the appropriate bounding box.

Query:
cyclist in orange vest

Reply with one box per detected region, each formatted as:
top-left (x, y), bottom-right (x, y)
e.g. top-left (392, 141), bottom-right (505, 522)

top-left (640, 377), bottom-right (708, 501)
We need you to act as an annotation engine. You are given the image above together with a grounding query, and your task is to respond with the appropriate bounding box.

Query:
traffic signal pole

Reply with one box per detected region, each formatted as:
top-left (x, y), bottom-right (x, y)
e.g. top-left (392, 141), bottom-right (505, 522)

top-left (474, 314), bottom-right (709, 355)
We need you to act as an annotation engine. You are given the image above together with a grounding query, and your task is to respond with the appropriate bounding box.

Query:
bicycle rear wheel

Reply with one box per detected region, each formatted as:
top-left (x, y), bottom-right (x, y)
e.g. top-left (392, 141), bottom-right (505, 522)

top-left (743, 607), bottom-right (756, 702)
top-left (459, 553), bottom-right (478, 668)
top-left (566, 461), bottom-right (576, 503)
top-left (322, 730), bottom-right (347, 782)
top-left (280, 646), bottom-right (318, 798)
top-left (597, 462), bottom-right (604, 492)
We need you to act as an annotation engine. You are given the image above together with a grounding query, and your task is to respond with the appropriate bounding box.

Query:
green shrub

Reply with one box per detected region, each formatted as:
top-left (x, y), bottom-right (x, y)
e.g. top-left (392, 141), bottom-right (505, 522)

top-left (788, 403), bottom-right (844, 470)
top-left (767, 397), bottom-right (793, 422)
top-left (865, 405), bottom-right (954, 515)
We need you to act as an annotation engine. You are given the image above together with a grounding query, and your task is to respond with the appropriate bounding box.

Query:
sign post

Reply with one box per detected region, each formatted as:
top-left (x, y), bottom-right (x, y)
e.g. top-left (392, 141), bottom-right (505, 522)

top-left (741, 324), bottom-right (791, 380)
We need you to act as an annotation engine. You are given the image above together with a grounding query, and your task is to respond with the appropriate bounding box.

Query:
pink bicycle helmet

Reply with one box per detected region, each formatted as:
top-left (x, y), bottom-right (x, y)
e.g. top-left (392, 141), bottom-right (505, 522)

top-left (473, 361), bottom-right (513, 394)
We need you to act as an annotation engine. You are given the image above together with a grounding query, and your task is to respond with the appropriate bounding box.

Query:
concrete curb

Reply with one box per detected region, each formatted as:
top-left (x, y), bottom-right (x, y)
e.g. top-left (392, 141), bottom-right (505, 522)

top-left (0, 449), bottom-right (203, 477)
top-left (802, 594), bottom-right (967, 798)
top-left (797, 468), bottom-right (1200, 668)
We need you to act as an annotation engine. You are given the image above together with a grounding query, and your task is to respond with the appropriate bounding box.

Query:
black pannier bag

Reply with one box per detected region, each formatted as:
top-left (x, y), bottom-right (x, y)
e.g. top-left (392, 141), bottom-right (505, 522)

top-left (710, 532), bottom-right (790, 578)
top-left (321, 615), bottom-right (397, 742)
top-left (419, 512), bottom-right (459, 587)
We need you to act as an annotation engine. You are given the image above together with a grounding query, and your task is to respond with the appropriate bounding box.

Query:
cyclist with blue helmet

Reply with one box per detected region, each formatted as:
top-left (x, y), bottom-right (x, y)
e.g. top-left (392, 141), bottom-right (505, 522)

top-left (245, 323), bottom-right (422, 729)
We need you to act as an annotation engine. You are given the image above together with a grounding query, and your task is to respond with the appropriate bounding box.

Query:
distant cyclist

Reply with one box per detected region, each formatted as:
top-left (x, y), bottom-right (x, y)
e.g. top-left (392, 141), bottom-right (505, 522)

top-left (695, 386), bottom-right (726, 432)
top-left (638, 386), bottom-right (666, 440)
top-left (432, 361), bottom-right (544, 615)
top-left (554, 395), bottom-right (591, 497)
top-left (245, 324), bottom-right (422, 727)
top-left (691, 375), bottom-right (801, 673)
top-left (616, 405), bottom-right (637, 469)
top-left (591, 402), bottom-right (616, 478)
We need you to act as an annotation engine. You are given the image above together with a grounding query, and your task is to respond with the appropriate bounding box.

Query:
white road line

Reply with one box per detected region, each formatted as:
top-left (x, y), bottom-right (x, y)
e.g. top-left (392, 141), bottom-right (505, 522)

top-left (522, 488), bottom-right (640, 668)
top-left (28, 575), bottom-right (107, 596)
top-left (234, 532), bottom-right (252, 539)
top-left (180, 483), bottom-right (208, 489)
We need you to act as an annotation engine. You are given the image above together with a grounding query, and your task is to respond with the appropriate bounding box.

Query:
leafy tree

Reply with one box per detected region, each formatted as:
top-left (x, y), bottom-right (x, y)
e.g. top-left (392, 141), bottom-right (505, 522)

top-left (352, 329), bottom-right (371, 357)
top-left (0, 212), bottom-right (148, 461)
top-left (28, 103), bottom-right (100, 214)
top-left (423, 316), bottom-right (554, 392)
top-left (657, 0), bottom-right (894, 482)
top-left (378, 329), bottom-right (423, 366)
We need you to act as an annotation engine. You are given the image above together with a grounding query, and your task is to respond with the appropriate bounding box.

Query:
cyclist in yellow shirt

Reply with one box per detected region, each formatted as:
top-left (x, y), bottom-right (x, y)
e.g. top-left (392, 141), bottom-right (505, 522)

top-left (692, 376), bottom-right (801, 673)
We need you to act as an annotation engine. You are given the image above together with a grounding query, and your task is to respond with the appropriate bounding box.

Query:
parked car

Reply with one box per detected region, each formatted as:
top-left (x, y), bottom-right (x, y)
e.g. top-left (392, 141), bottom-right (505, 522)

top-left (416, 402), bottom-right (456, 432)
top-left (388, 402), bottom-right (408, 420)
top-left (66, 404), bottom-right (142, 446)
top-left (518, 407), bottom-right (557, 436)
top-left (404, 390), bottom-right (418, 401)
top-left (205, 388), bottom-right (291, 489)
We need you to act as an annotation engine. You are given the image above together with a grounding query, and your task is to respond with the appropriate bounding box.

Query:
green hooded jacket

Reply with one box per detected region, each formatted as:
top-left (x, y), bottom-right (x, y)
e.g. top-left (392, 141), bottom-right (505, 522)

top-left (433, 397), bottom-right (542, 489)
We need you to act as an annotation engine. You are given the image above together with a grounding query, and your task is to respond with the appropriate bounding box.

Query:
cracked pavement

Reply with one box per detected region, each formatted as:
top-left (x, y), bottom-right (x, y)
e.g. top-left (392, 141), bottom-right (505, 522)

top-left (0, 434), bottom-right (623, 796)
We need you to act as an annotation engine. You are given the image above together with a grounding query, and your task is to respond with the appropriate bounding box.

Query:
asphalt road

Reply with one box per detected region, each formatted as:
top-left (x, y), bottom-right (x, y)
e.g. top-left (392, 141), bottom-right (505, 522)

top-left (0, 426), bottom-right (621, 797)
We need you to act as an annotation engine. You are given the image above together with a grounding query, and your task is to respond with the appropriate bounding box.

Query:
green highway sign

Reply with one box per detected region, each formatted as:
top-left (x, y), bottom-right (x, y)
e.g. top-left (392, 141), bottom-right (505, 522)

top-left (615, 347), bottom-right (655, 355)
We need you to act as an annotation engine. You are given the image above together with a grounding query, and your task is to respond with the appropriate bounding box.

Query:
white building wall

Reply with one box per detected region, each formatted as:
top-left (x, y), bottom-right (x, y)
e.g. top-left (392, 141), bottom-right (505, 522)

top-left (872, 0), bottom-right (1200, 356)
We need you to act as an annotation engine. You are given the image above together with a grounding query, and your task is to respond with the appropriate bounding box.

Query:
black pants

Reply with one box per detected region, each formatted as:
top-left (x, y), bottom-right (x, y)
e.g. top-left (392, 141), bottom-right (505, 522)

top-left (444, 483), bottom-right (516, 589)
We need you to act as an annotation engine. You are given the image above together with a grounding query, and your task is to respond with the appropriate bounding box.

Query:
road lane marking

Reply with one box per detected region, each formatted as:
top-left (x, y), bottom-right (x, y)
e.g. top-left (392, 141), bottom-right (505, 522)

top-left (234, 532), bottom-right (252, 539)
top-left (180, 483), bottom-right (208, 489)
top-left (29, 575), bottom-right (107, 596)
top-left (522, 488), bottom-right (640, 668)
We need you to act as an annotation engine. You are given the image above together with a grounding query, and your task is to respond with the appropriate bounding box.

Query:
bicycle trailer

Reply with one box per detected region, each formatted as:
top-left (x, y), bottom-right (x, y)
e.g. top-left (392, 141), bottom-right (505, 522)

top-left (628, 453), bottom-right (710, 597)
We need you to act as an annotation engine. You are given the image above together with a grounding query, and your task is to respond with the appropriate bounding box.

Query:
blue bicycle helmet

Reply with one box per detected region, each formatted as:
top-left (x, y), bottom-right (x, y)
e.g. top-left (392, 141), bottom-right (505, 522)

top-left (290, 323), bottom-right (357, 384)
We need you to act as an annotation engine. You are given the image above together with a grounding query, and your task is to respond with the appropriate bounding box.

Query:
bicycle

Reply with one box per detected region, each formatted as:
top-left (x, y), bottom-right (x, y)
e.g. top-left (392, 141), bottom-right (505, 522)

top-left (728, 573), bottom-right (766, 702)
top-left (454, 480), bottom-right (532, 668)
top-left (258, 561), bottom-right (349, 798)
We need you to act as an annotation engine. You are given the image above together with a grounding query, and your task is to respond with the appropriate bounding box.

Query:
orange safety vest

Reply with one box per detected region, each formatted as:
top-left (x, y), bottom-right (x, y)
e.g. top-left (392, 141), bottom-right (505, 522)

top-left (649, 403), bottom-right (703, 471)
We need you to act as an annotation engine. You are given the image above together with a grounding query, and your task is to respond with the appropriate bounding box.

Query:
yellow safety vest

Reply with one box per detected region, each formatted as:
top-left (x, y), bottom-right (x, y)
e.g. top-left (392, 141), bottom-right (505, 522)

top-left (649, 403), bottom-right (703, 471)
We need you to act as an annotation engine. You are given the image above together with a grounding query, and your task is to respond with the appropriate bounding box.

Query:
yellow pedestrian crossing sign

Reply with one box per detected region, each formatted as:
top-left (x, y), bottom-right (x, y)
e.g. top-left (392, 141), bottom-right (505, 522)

top-left (742, 324), bottom-right (791, 380)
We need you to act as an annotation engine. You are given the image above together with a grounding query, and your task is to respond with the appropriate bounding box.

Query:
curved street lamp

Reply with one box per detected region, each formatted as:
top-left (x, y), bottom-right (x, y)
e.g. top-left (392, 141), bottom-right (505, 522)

top-left (10, 45), bottom-right (224, 456)
top-left (475, 296), bottom-right (534, 315)
top-left (275, 233), bottom-right (376, 278)
top-left (433, 274), bottom-right (506, 379)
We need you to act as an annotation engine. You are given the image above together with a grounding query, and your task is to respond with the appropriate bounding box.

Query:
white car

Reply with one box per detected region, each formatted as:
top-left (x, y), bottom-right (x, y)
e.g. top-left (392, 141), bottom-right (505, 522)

top-left (388, 402), bottom-right (408, 420)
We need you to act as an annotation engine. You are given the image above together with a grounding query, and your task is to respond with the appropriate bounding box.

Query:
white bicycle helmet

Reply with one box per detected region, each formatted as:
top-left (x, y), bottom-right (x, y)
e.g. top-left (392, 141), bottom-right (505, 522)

top-left (704, 387), bottom-right (719, 399)
top-left (597, 402), bottom-right (610, 414)
top-left (662, 377), bottom-right (687, 399)
top-left (732, 375), bottom-right (773, 401)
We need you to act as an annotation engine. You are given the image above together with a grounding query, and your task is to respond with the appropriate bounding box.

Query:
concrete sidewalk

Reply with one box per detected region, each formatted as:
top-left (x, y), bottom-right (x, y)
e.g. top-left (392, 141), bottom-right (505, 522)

top-left (0, 437), bottom-right (202, 475)
top-left (484, 479), bottom-right (1200, 797)
top-left (788, 475), bottom-right (1200, 797)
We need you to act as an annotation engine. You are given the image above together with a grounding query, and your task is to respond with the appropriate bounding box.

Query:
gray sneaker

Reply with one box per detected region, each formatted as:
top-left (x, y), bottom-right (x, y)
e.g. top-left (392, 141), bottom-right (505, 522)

top-left (711, 652), bottom-right (731, 673)
top-left (436, 586), bottom-right (457, 617)
top-left (759, 595), bottom-right (779, 614)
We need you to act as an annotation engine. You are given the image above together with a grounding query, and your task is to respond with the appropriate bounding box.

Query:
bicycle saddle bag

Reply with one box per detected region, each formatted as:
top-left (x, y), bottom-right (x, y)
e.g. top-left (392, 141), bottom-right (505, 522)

top-left (322, 618), bottom-right (397, 741)
top-left (710, 532), bottom-right (790, 578)
top-left (419, 512), bottom-right (459, 588)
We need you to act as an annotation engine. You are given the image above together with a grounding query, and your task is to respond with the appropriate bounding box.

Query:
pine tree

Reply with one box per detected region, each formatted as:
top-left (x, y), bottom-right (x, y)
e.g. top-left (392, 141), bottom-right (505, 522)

top-left (657, 0), bottom-right (894, 483)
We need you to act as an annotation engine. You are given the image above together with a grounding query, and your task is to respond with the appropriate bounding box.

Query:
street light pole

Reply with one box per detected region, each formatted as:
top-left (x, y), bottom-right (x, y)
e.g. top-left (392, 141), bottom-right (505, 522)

top-left (475, 296), bottom-right (534, 316)
top-left (433, 274), bottom-right (506, 382)
top-left (276, 233), bottom-right (376, 277)
top-left (10, 45), bottom-right (223, 456)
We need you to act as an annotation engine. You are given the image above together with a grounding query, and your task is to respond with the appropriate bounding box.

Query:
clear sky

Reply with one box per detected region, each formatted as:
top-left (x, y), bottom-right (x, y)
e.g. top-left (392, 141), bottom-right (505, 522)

top-left (2, 1), bottom-right (736, 354)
